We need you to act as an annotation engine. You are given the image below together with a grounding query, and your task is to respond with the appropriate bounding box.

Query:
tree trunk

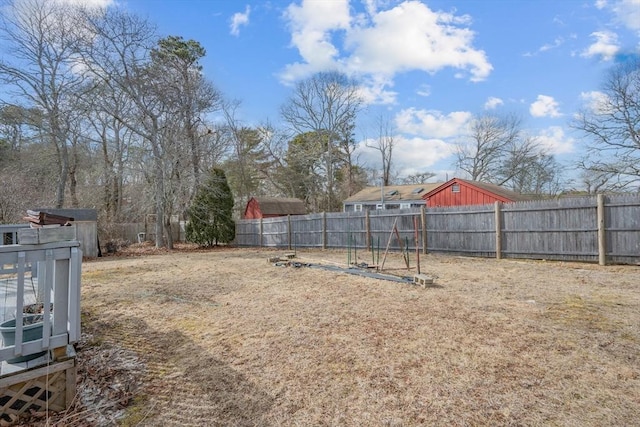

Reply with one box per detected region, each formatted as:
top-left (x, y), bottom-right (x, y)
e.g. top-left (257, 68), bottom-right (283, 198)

top-left (150, 121), bottom-right (165, 248)
top-left (164, 215), bottom-right (174, 250)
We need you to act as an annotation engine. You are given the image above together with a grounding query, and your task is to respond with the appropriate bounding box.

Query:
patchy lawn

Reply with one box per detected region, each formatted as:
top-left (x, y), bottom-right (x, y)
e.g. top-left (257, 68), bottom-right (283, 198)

top-left (23, 245), bottom-right (640, 426)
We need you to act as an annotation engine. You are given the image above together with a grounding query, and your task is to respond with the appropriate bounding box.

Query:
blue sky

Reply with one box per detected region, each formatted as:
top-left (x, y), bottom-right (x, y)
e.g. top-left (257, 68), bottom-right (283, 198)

top-left (95, 1), bottom-right (640, 185)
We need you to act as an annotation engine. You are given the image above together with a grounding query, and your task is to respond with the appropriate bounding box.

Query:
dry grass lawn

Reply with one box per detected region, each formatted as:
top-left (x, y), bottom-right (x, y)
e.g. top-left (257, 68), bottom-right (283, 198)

top-left (42, 246), bottom-right (640, 425)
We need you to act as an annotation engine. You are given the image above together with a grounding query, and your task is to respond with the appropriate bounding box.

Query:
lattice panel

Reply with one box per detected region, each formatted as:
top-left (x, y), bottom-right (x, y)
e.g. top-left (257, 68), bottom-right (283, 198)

top-left (0, 358), bottom-right (75, 425)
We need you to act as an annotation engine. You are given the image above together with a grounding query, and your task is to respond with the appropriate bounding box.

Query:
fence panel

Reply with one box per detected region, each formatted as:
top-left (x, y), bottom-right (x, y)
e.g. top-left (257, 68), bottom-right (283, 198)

top-left (291, 213), bottom-right (324, 248)
top-left (369, 209), bottom-right (422, 252)
top-left (261, 217), bottom-right (289, 247)
top-left (502, 197), bottom-right (598, 262)
top-left (235, 220), bottom-right (261, 247)
top-left (426, 205), bottom-right (495, 256)
top-left (233, 195), bottom-right (640, 265)
top-left (327, 211), bottom-right (366, 249)
top-left (606, 195), bottom-right (640, 264)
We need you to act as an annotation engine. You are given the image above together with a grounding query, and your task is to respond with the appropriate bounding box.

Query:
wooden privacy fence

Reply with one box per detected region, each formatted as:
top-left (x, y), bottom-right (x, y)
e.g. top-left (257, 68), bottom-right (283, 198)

top-left (235, 194), bottom-right (640, 265)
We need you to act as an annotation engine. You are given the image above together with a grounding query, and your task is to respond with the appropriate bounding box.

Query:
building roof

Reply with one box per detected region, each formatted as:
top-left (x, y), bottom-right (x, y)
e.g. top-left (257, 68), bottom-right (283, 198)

top-left (422, 178), bottom-right (530, 202)
top-left (249, 197), bottom-right (306, 215)
top-left (343, 183), bottom-right (442, 203)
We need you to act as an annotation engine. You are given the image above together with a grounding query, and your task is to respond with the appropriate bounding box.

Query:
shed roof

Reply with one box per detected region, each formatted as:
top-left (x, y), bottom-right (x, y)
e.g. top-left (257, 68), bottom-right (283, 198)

top-left (343, 183), bottom-right (442, 203)
top-left (422, 178), bottom-right (529, 202)
top-left (250, 197), bottom-right (306, 215)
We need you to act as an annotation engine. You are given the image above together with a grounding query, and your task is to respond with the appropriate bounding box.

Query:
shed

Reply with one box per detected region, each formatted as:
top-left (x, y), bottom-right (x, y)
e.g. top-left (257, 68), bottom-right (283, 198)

top-left (422, 178), bottom-right (528, 207)
top-left (244, 197), bottom-right (306, 219)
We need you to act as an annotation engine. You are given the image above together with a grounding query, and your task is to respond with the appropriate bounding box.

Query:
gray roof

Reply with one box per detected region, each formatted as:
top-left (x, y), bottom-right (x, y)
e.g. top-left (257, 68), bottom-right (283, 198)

top-left (343, 183), bottom-right (442, 203)
top-left (454, 179), bottom-right (529, 202)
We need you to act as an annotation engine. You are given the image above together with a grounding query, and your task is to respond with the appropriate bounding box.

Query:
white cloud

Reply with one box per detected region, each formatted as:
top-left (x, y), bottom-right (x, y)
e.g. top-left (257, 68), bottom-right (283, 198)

top-left (611, 0), bottom-right (640, 31)
top-left (395, 108), bottom-right (471, 138)
top-left (280, 0), bottom-right (492, 102)
top-left (581, 31), bottom-right (620, 61)
top-left (393, 136), bottom-right (457, 170)
top-left (416, 84), bottom-right (431, 97)
top-left (230, 5), bottom-right (251, 36)
top-left (281, 0), bottom-right (350, 79)
top-left (580, 90), bottom-right (611, 113)
top-left (484, 97), bottom-right (503, 110)
top-left (356, 75), bottom-right (398, 104)
top-left (535, 126), bottom-right (575, 155)
top-left (530, 95), bottom-right (562, 118)
top-left (538, 37), bottom-right (565, 52)
top-left (595, 0), bottom-right (608, 9)
top-left (344, 2), bottom-right (492, 81)
top-left (356, 135), bottom-right (455, 172)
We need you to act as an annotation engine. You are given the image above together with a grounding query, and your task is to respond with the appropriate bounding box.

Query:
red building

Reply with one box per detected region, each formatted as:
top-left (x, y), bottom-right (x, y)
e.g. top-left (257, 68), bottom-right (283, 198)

top-left (422, 178), bottom-right (528, 207)
top-left (243, 197), bottom-right (306, 219)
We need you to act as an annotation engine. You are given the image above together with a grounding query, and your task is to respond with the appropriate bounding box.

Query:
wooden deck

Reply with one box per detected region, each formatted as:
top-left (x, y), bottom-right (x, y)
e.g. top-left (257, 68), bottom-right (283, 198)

top-left (0, 241), bottom-right (81, 423)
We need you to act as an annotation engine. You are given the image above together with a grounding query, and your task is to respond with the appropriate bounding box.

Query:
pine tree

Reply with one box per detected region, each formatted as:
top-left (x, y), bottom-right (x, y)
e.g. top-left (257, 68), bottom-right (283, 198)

top-left (185, 168), bottom-right (235, 246)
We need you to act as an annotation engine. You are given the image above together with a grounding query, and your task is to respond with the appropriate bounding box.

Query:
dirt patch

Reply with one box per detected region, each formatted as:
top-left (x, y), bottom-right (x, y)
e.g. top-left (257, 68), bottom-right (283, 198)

top-left (17, 244), bottom-right (640, 426)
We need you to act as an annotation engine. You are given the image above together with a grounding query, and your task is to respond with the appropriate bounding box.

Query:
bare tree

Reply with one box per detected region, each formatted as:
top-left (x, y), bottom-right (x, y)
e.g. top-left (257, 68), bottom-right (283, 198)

top-left (281, 72), bottom-right (363, 211)
top-left (573, 57), bottom-right (640, 190)
top-left (455, 113), bottom-right (562, 194)
top-left (456, 114), bottom-right (521, 182)
top-left (507, 153), bottom-right (563, 195)
top-left (221, 100), bottom-right (262, 217)
top-left (78, 82), bottom-right (135, 222)
top-left (401, 172), bottom-right (436, 184)
top-left (0, 0), bottom-right (87, 208)
top-left (366, 114), bottom-right (395, 186)
top-left (79, 7), bottom-right (171, 247)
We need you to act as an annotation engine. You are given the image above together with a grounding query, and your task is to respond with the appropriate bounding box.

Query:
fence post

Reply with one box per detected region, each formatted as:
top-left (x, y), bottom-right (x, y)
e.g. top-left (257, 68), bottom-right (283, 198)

top-left (288, 215), bottom-right (292, 250)
top-left (259, 218), bottom-right (263, 247)
top-left (322, 212), bottom-right (327, 249)
top-left (421, 206), bottom-right (427, 255)
top-left (495, 201), bottom-right (502, 260)
top-left (365, 210), bottom-right (371, 250)
top-left (597, 194), bottom-right (606, 266)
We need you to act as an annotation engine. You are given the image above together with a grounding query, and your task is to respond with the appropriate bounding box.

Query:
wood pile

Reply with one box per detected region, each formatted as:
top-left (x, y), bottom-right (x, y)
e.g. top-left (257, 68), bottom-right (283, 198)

top-left (23, 210), bottom-right (74, 228)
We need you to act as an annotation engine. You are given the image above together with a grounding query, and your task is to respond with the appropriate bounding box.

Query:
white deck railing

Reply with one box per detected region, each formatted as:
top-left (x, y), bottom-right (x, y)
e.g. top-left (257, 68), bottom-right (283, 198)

top-left (0, 224), bottom-right (29, 246)
top-left (0, 241), bottom-right (81, 365)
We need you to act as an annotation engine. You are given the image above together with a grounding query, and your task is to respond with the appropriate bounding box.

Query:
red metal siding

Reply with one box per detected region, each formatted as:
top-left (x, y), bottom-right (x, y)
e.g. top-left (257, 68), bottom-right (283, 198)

top-left (243, 198), bottom-right (263, 219)
top-left (425, 180), bottom-right (509, 207)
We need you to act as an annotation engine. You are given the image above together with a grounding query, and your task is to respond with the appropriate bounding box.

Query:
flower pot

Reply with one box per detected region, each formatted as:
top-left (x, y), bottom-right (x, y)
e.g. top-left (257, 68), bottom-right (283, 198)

top-left (0, 314), bottom-right (48, 363)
